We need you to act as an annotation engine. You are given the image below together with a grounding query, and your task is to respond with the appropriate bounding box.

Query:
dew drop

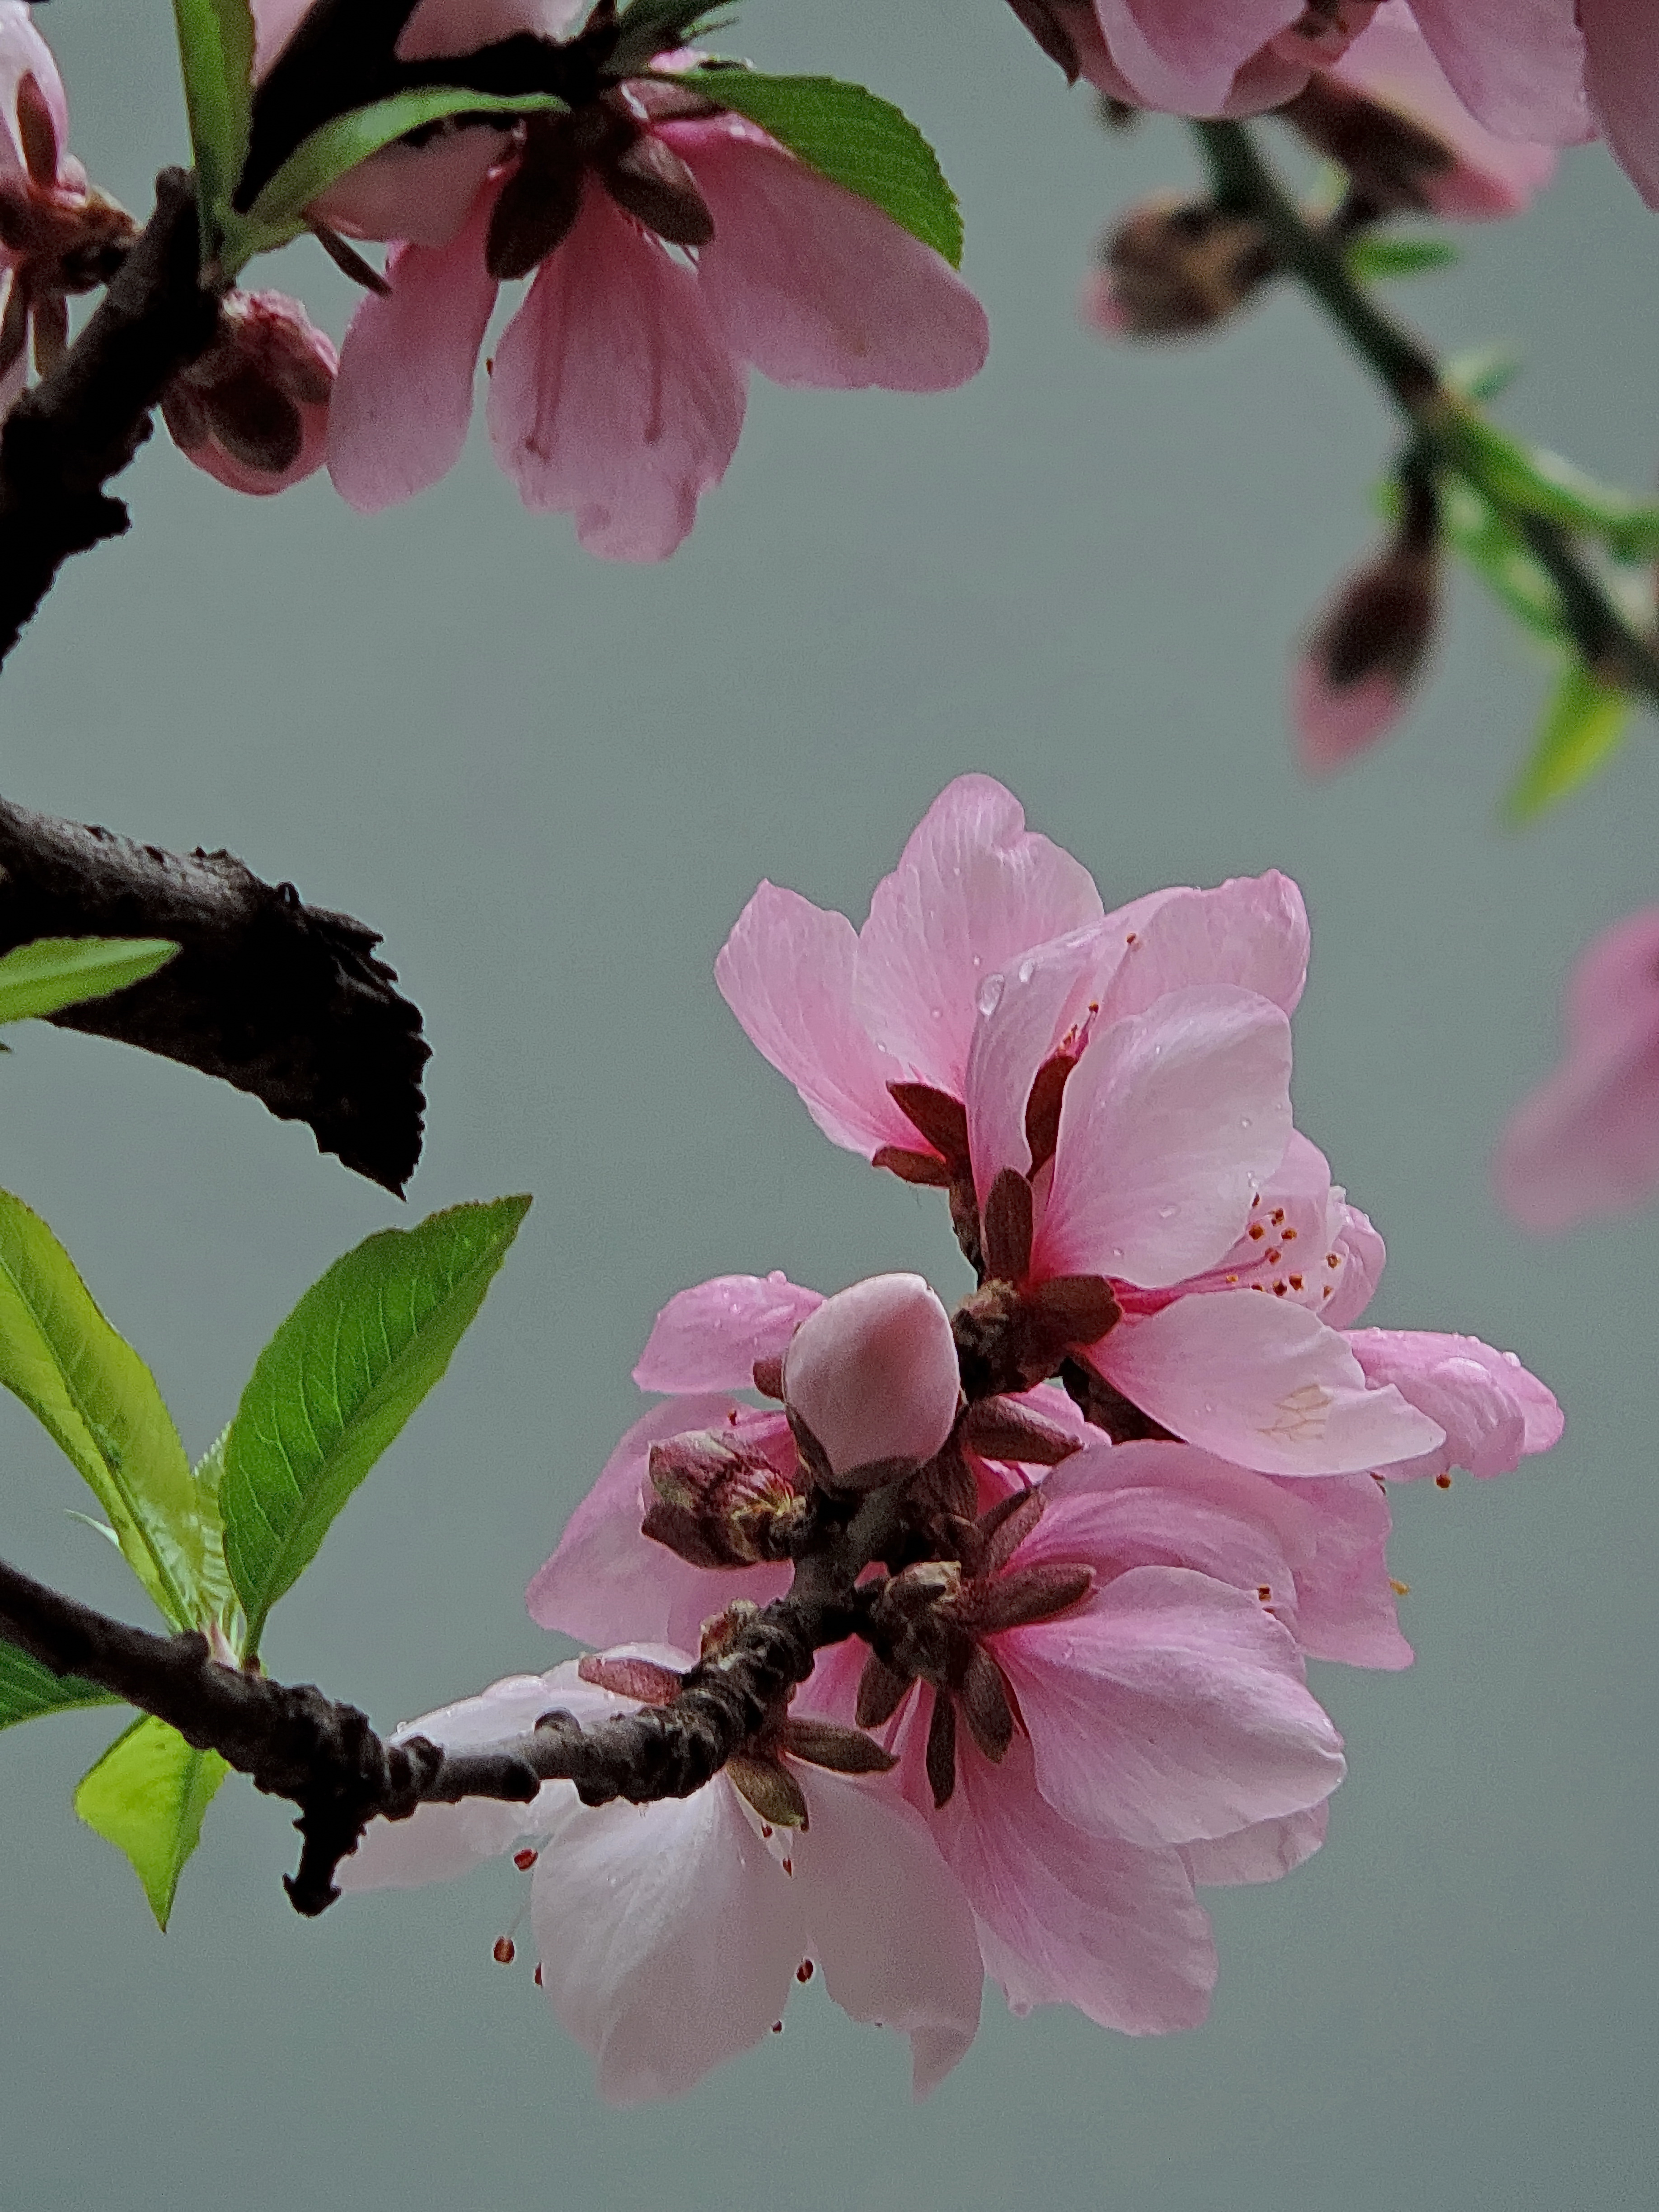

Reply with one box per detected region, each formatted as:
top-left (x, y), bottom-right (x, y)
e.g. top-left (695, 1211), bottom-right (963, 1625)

top-left (1017, 956), bottom-right (1036, 985)
top-left (977, 974), bottom-right (1005, 1019)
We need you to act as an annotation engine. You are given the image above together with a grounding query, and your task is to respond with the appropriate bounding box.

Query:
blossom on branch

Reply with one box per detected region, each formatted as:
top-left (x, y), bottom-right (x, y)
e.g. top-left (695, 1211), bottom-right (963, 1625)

top-left (162, 289), bottom-right (337, 495)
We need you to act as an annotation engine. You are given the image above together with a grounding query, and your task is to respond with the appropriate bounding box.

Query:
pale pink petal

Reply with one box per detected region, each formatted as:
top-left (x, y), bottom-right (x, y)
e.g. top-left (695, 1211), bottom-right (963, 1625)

top-left (634, 1272), bottom-right (825, 1392)
top-left (328, 186), bottom-right (498, 512)
top-left (962, 923), bottom-right (1113, 1202)
top-left (531, 1780), bottom-right (803, 2103)
top-left (793, 1770), bottom-right (983, 2096)
top-left (1034, 987), bottom-right (1294, 1288)
top-left (311, 129), bottom-right (513, 249)
top-left (715, 881), bottom-right (920, 1158)
top-left (525, 1396), bottom-right (791, 1646)
top-left (1323, 1202), bottom-right (1386, 1327)
top-left (1292, 656), bottom-right (1409, 774)
top-left (1095, 1290), bottom-right (1444, 1476)
top-left (1172, 1130), bottom-right (1378, 1324)
top-left (925, 1723), bottom-right (1217, 2033)
top-left (998, 1565), bottom-right (1346, 1846)
top-left (0, 1), bottom-right (67, 179)
top-left (1563, 907), bottom-right (1659, 1044)
top-left (1181, 1802), bottom-right (1328, 1886)
top-left (661, 118), bottom-right (988, 392)
top-left (1332, 2), bottom-right (1559, 214)
top-left (1580, 0), bottom-right (1659, 204)
top-left (397, 0), bottom-right (585, 62)
top-left (1089, 0), bottom-right (1304, 112)
top-left (854, 776), bottom-right (1104, 1096)
top-left (1407, 0), bottom-right (1590, 146)
top-left (1346, 1329), bottom-right (1562, 1481)
top-left (783, 1274), bottom-right (960, 1478)
top-left (1270, 1472), bottom-right (1412, 1668)
top-left (487, 189), bottom-right (746, 560)
top-left (249, 0), bottom-right (315, 74)
top-left (1095, 872), bottom-right (1310, 1022)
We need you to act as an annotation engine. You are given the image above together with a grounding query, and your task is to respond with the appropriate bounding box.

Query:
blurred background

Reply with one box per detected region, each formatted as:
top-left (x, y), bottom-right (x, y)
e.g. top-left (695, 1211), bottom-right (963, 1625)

top-left (2, 3), bottom-right (1656, 2207)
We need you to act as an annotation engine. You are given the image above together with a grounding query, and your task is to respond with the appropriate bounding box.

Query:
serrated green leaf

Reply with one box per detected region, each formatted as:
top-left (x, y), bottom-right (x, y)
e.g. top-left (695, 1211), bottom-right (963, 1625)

top-left (75, 1715), bottom-right (228, 1930)
top-left (1345, 233), bottom-right (1458, 282)
top-left (0, 938), bottom-right (177, 1027)
top-left (222, 1197), bottom-right (531, 1654)
top-left (1506, 659), bottom-right (1631, 824)
top-left (1448, 416), bottom-right (1659, 562)
top-left (676, 69), bottom-right (964, 267)
top-left (171, 0), bottom-right (257, 252)
top-left (224, 89), bottom-right (567, 271)
top-left (0, 1634), bottom-right (118, 1733)
top-left (0, 1191), bottom-right (206, 1629)
top-left (1443, 345), bottom-right (1521, 405)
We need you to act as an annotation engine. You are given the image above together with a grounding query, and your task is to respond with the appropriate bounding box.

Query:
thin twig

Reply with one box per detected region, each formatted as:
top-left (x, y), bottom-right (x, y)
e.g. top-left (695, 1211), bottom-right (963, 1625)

top-left (1191, 118), bottom-right (1659, 708)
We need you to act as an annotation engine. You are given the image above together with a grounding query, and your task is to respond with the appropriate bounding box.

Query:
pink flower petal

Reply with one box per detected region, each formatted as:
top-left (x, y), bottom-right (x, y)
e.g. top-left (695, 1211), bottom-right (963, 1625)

top-left (487, 188), bottom-right (747, 561)
top-left (1580, 0), bottom-right (1659, 204)
top-left (310, 129), bottom-right (513, 248)
top-left (714, 881), bottom-right (920, 1157)
top-left (1406, 0), bottom-right (1590, 146)
top-left (396, 0), bottom-right (585, 63)
top-left (1095, 872), bottom-right (1310, 1022)
top-left (525, 1396), bottom-right (791, 1646)
top-left (998, 1564), bottom-right (1346, 1846)
top-left (1269, 1472), bottom-right (1411, 1668)
top-left (1096, 1289), bottom-right (1444, 1475)
top-left (1034, 986), bottom-right (1294, 1289)
top-left (531, 1779), bottom-right (803, 2103)
top-left (1345, 1328), bottom-right (1562, 1480)
top-left (854, 776), bottom-right (1104, 1097)
top-left (1169, 1129), bottom-right (1382, 1326)
top-left (634, 1272), bottom-right (825, 1392)
top-left (1181, 1802), bottom-right (1328, 1886)
top-left (328, 186), bottom-right (498, 512)
top-left (1089, 0), bottom-right (1304, 112)
top-left (962, 924), bottom-right (1112, 1203)
top-left (793, 1770), bottom-right (983, 2096)
top-left (1563, 906), bottom-right (1659, 1044)
top-left (1323, 1201), bottom-right (1386, 1327)
top-left (661, 118), bottom-right (988, 392)
top-left (783, 1274), bottom-right (960, 1478)
top-left (0, 1), bottom-right (68, 181)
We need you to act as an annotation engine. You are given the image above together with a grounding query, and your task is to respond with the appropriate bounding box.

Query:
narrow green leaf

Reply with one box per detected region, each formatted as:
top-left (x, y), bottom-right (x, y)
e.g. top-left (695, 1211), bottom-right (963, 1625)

top-left (170, 0), bottom-right (257, 249)
top-left (1345, 233), bottom-right (1458, 282)
top-left (189, 1426), bottom-right (241, 1639)
top-left (0, 937), bottom-right (177, 1027)
top-left (1449, 416), bottom-right (1659, 562)
top-left (1443, 345), bottom-right (1521, 405)
top-left (0, 1191), bottom-right (202, 1628)
top-left (75, 1716), bottom-right (228, 1930)
top-left (226, 90), bottom-right (567, 271)
top-left (1506, 659), bottom-right (1631, 825)
top-left (676, 70), bottom-right (964, 266)
top-left (1438, 477), bottom-right (1567, 643)
top-left (0, 1634), bottom-right (118, 1733)
top-left (222, 1197), bottom-right (531, 1653)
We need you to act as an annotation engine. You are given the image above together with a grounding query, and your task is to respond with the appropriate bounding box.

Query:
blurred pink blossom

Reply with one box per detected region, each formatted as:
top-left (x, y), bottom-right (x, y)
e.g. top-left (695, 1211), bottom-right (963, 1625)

top-left (1497, 907), bottom-right (1659, 1230)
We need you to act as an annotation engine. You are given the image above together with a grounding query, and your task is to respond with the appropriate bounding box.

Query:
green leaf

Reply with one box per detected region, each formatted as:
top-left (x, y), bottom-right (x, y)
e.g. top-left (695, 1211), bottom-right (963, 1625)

top-left (0, 1190), bottom-right (205, 1629)
top-left (610, 0), bottom-right (730, 75)
top-left (222, 1197), bottom-right (531, 1654)
top-left (1437, 476), bottom-right (1568, 643)
top-left (0, 937), bottom-right (177, 1027)
top-left (676, 70), bottom-right (964, 266)
top-left (1345, 233), bottom-right (1458, 282)
top-left (75, 1716), bottom-right (228, 1930)
top-left (1449, 416), bottom-right (1659, 562)
top-left (0, 1634), bottom-right (118, 1733)
top-left (189, 1425), bottom-right (241, 1639)
top-left (170, 0), bottom-right (257, 253)
top-left (224, 89), bottom-right (567, 271)
top-left (1443, 345), bottom-right (1521, 405)
top-left (1506, 659), bottom-right (1631, 824)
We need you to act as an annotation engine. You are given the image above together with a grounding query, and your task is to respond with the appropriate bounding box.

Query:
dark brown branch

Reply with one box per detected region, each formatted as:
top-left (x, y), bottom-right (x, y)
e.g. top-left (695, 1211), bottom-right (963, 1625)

top-left (0, 169), bottom-right (219, 669)
top-left (0, 794), bottom-right (429, 1192)
top-left (0, 1547), bottom-right (858, 1915)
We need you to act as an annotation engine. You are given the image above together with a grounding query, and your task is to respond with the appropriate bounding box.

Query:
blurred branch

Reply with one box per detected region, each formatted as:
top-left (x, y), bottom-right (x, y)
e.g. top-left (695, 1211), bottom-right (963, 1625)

top-left (0, 796), bottom-right (429, 1192)
top-left (1192, 119), bottom-right (1659, 709)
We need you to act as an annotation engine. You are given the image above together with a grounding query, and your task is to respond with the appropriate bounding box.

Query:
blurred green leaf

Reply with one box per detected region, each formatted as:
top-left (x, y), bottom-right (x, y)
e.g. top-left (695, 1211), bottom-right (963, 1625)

top-left (1345, 234), bottom-right (1458, 282)
top-left (75, 1716), bottom-right (228, 1930)
top-left (1437, 477), bottom-right (1567, 643)
top-left (676, 70), bottom-right (964, 266)
top-left (1506, 659), bottom-right (1631, 824)
top-left (1449, 416), bottom-right (1659, 562)
top-left (225, 89), bottom-right (566, 270)
top-left (0, 1193), bottom-right (205, 1629)
top-left (170, 0), bottom-right (256, 254)
top-left (222, 1197), bottom-right (531, 1654)
top-left (1443, 345), bottom-right (1521, 405)
top-left (0, 1635), bottom-right (118, 1733)
top-left (0, 938), bottom-right (177, 1028)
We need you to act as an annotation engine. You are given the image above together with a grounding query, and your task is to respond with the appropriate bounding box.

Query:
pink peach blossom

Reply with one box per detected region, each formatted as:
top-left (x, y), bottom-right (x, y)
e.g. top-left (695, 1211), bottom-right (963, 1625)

top-left (1496, 906), bottom-right (1659, 1229)
top-left (782, 1274), bottom-right (960, 1483)
top-left (162, 289), bottom-right (337, 495)
top-left (342, 1651), bottom-right (984, 2100)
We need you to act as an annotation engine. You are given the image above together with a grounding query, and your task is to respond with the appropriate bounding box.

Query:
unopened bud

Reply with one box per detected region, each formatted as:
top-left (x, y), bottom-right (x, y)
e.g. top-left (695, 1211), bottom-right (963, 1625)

top-left (1293, 476), bottom-right (1440, 774)
top-left (782, 1273), bottom-right (961, 1490)
top-left (162, 289), bottom-right (335, 497)
top-left (1083, 196), bottom-right (1275, 342)
top-left (642, 1428), bottom-right (806, 1568)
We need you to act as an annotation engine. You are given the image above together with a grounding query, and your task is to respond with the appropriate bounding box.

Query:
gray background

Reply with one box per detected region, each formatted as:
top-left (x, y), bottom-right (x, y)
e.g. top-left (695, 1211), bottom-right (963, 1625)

top-left (1, 3), bottom-right (1655, 2206)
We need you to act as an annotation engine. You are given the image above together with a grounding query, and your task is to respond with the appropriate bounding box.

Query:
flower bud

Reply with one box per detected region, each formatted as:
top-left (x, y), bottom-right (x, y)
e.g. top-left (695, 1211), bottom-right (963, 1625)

top-left (642, 1428), bottom-right (806, 1568)
top-left (1293, 476), bottom-right (1440, 773)
top-left (1082, 196), bottom-right (1275, 342)
top-left (161, 289), bottom-right (336, 497)
top-left (782, 1273), bottom-right (960, 1490)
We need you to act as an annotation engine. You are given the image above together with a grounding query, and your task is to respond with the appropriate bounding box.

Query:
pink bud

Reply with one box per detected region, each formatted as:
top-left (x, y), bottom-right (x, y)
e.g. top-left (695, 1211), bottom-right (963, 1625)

top-left (162, 289), bottom-right (337, 497)
top-left (1292, 544), bottom-right (1439, 773)
top-left (1084, 197), bottom-right (1275, 342)
top-left (782, 1273), bottom-right (960, 1486)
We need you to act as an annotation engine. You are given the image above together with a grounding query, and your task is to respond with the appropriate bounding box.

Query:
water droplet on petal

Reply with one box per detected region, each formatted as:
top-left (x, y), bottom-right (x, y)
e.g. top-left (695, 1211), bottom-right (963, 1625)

top-left (977, 975), bottom-right (1005, 1018)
